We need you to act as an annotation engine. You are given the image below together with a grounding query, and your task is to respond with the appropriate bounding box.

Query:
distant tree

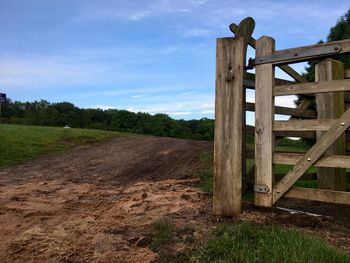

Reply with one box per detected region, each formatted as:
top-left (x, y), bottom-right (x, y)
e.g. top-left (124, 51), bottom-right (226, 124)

top-left (296, 9), bottom-right (350, 108)
top-left (2, 98), bottom-right (215, 141)
top-left (303, 9), bottom-right (350, 81)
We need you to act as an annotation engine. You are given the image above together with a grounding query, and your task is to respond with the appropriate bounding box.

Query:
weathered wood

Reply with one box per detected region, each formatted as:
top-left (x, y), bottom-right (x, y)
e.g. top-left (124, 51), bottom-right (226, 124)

top-left (316, 59), bottom-right (346, 191)
top-left (245, 95), bottom-right (314, 194)
top-left (235, 17), bottom-right (255, 39)
top-left (230, 23), bottom-right (256, 48)
top-left (247, 124), bottom-right (316, 139)
top-left (278, 65), bottom-right (308, 83)
top-left (274, 79), bottom-right (350, 96)
top-left (273, 106), bottom-right (350, 203)
top-left (230, 23), bottom-right (309, 84)
top-left (246, 102), bottom-right (316, 118)
top-left (345, 69), bottom-right (350, 79)
top-left (255, 36), bottom-right (275, 207)
top-left (244, 72), bottom-right (295, 90)
top-left (274, 153), bottom-right (350, 168)
top-left (255, 39), bottom-right (350, 65)
top-left (213, 36), bottom-right (248, 216)
top-left (284, 187), bottom-right (350, 205)
top-left (273, 119), bottom-right (345, 131)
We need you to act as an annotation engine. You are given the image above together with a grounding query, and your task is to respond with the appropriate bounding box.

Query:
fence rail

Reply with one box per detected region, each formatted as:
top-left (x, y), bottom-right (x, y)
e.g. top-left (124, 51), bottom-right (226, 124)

top-left (214, 17), bottom-right (350, 217)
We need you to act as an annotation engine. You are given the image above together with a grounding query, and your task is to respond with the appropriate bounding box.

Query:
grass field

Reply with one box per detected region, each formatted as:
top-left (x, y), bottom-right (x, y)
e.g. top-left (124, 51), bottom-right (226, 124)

top-left (0, 124), bottom-right (125, 167)
top-left (147, 219), bottom-right (350, 263)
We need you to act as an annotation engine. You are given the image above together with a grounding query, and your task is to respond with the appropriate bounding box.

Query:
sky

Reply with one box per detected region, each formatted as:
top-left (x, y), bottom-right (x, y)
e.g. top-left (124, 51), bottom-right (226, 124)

top-left (0, 0), bottom-right (349, 121)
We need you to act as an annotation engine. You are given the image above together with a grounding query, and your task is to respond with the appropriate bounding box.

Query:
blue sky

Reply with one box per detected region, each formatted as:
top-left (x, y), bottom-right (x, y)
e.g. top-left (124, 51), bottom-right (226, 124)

top-left (0, 0), bottom-right (349, 120)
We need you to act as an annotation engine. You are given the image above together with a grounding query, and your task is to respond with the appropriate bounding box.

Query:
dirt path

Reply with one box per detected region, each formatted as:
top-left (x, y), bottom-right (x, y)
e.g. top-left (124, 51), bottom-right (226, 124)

top-left (1, 135), bottom-right (349, 262)
top-left (0, 136), bottom-right (211, 262)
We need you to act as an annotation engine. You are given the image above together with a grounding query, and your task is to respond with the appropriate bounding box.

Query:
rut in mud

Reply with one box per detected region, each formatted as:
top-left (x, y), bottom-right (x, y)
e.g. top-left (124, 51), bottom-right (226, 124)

top-left (0, 136), bottom-right (211, 262)
top-left (0, 135), bottom-right (349, 263)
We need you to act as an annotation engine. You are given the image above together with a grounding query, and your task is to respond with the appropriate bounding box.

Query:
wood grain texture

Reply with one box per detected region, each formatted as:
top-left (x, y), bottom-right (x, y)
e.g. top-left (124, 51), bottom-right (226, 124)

top-left (229, 23), bottom-right (308, 84)
top-left (254, 36), bottom-right (275, 207)
top-left (273, 106), bottom-right (350, 203)
top-left (274, 153), bottom-right (350, 168)
top-left (246, 102), bottom-right (316, 118)
top-left (273, 119), bottom-right (344, 131)
top-left (257, 38), bottom-right (350, 65)
top-left (213, 37), bottom-right (246, 216)
top-left (244, 73), bottom-right (295, 89)
top-left (284, 187), bottom-right (350, 205)
top-left (278, 65), bottom-right (308, 83)
top-left (315, 59), bottom-right (346, 191)
top-left (274, 79), bottom-right (350, 96)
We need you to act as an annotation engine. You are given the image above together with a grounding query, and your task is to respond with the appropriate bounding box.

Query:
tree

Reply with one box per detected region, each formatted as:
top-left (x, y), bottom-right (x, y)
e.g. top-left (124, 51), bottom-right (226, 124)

top-left (303, 9), bottom-right (350, 81)
top-left (296, 9), bottom-right (350, 110)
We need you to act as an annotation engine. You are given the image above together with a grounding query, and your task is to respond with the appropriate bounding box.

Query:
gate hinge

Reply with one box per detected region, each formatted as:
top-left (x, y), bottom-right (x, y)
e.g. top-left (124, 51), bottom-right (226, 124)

top-left (254, 184), bottom-right (270, 193)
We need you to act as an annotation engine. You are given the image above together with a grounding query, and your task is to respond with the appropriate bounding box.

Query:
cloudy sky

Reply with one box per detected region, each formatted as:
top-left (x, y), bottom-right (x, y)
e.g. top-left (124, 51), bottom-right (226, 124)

top-left (0, 0), bottom-right (349, 120)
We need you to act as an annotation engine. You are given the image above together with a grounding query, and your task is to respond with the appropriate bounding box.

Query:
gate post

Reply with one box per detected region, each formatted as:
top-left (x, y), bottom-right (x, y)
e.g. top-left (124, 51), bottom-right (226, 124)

top-left (254, 36), bottom-right (275, 207)
top-left (315, 58), bottom-right (347, 191)
top-left (213, 37), bottom-right (246, 216)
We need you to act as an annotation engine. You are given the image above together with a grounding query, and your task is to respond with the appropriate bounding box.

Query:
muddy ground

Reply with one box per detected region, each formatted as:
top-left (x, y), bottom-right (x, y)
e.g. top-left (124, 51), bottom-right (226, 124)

top-left (0, 135), bottom-right (349, 262)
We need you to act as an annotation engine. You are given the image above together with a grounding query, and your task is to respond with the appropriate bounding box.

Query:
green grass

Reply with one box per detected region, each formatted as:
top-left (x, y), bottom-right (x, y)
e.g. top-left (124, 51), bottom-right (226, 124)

top-left (190, 223), bottom-right (350, 263)
top-left (0, 124), bottom-right (126, 167)
top-left (147, 219), bottom-right (195, 262)
top-left (147, 219), bottom-right (350, 263)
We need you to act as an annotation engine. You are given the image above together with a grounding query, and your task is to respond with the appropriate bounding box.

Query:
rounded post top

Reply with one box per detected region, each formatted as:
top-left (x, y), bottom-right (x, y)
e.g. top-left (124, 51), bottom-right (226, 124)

top-left (229, 17), bottom-right (255, 38)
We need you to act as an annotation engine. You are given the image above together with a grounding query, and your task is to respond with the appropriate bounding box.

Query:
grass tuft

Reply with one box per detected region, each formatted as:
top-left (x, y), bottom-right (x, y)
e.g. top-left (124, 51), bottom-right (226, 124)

top-left (189, 223), bottom-right (350, 263)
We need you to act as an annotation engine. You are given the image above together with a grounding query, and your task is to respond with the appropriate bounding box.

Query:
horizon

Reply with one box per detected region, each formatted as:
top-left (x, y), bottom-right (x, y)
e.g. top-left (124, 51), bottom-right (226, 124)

top-left (1, 0), bottom-right (349, 121)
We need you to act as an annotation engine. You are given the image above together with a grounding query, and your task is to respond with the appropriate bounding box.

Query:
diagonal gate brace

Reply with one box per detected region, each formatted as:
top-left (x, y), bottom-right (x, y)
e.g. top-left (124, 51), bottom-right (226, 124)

top-left (272, 107), bottom-right (350, 203)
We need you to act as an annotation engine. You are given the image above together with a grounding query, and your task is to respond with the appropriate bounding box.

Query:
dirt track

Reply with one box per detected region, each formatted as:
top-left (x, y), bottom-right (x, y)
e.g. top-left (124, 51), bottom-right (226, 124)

top-left (0, 136), bottom-right (211, 262)
top-left (1, 135), bottom-right (350, 262)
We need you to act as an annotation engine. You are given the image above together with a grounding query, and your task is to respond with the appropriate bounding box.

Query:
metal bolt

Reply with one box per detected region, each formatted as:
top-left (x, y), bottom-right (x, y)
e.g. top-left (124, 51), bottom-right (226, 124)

top-left (341, 122), bottom-right (345, 126)
top-left (307, 158), bottom-right (311, 161)
top-left (277, 190), bottom-right (280, 193)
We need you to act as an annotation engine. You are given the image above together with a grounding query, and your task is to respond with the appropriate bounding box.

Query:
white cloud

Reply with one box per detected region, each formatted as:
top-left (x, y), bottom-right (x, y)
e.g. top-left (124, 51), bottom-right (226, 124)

top-left (175, 8), bottom-right (191, 13)
top-left (127, 11), bottom-right (151, 21)
top-left (182, 28), bottom-right (211, 38)
top-left (132, 94), bottom-right (144, 98)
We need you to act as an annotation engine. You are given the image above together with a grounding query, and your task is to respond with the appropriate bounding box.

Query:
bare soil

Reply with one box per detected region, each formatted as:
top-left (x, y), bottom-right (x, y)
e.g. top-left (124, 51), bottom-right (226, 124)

top-left (0, 135), bottom-right (349, 262)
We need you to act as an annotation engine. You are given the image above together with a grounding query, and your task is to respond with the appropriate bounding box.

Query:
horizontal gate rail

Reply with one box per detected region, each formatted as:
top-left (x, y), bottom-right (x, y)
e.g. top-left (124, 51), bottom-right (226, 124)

top-left (273, 107), bottom-right (350, 203)
top-left (246, 102), bottom-right (316, 118)
top-left (254, 39), bottom-right (350, 65)
top-left (273, 119), bottom-right (349, 131)
top-left (274, 79), bottom-right (350, 96)
top-left (274, 153), bottom-right (350, 168)
top-left (285, 187), bottom-right (350, 205)
top-left (244, 72), bottom-right (295, 89)
top-left (230, 23), bottom-right (308, 83)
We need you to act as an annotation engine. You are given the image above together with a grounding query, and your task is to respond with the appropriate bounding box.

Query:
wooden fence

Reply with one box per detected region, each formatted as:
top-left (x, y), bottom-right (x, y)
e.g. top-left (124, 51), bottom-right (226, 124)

top-left (213, 17), bottom-right (350, 216)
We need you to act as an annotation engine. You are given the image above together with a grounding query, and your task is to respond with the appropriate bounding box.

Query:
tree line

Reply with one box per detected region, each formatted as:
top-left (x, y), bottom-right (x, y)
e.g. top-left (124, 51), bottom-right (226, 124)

top-left (0, 99), bottom-right (214, 141)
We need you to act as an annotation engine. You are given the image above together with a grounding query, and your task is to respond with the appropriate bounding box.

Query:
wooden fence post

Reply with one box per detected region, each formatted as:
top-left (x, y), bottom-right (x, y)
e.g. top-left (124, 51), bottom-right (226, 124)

top-left (315, 58), bottom-right (347, 191)
top-left (213, 37), bottom-right (247, 216)
top-left (255, 36), bottom-right (275, 207)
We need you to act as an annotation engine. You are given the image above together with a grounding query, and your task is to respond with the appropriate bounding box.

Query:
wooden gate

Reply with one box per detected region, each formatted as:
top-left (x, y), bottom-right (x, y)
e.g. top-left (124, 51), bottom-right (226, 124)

top-left (214, 17), bottom-right (350, 216)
